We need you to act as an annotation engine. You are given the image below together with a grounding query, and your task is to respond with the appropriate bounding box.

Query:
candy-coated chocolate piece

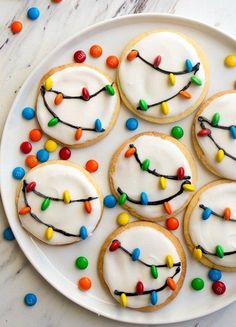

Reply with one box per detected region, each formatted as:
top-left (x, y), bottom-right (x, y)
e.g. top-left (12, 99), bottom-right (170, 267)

top-left (150, 291), bottom-right (158, 305)
top-left (179, 90), bottom-right (192, 99)
top-left (211, 112), bottom-right (220, 126)
top-left (165, 217), bottom-right (179, 230)
top-left (22, 107), bottom-right (35, 120)
top-left (29, 128), bottom-right (43, 142)
top-left (136, 281), bottom-right (144, 295)
top-left (166, 277), bottom-right (176, 290)
top-left (212, 281), bottom-right (226, 295)
top-left (73, 50), bottom-right (86, 63)
top-left (27, 7), bottom-right (40, 20)
top-left (230, 126), bottom-right (236, 139)
top-left (120, 293), bottom-right (127, 307)
top-left (105, 84), bottom-right (115, 96)
top-left (25, 155), bottom-right (38, 168)
top-left (44, 77), bottom-right (53, 91)
top-left (159, 176), bottom-right (167, 190)
top-left (140, 192), bottom-right (149, 205)
top-left (124, 147), bottom-right (135, 158)
top-left (44, 139), bottom-right (57, 152)
top-left (48, 117), bottom-right (59, 127)
top-left (163, 201), bottom-right (173, 214)
top-left (125, 117), bottom-right (139, 131)
top-left (103, 194), bottom-right (117, 208)
top-left (161, 102), bottom-right (169, 115)
top-left (177, 167), bottom-right (185, 180)
top-left (89, 44), bottom-right (103, 58)
top-left (202, 207), bottom-right (212, 220)
top-left (52, 0), bottom-right (63, 2)
top-left (78, 277), bottom-right (91, 291)
top-left (183, 183), bottom-right (195, 192)
top-left (84, 201), bottom-right (92, 214)
top-left (95, 118), bottom-right (103, 132)
top-left (208, 269), bottom-right (222, 282)
top-left (75, 256), bottom-right (88, 270)
top-left (85, 159), bottom-right (99, 173)
top-left (127, 50), bottom-right (138, 61)
top-left (193, 247), bottom-right (202, 260)
top-left (171, 126), bottom-right (184, 140)
top-left (54, 93), bottom-right (63, 105)
top-left (224, 54), bottom-right (236, 67)
top-left (197, 128), bottom-right (211, 137)
top-left (191, 75), bottom-right (202, 86)
top-left (11, 21), bottom-right (23, 34)
top-left (59, 147), bottom-right (71, 160)
top-left (37, 149), bottom-right (49, 163)
top-left (26, 181), bottom-right (36, 192)
top-left (20, 141), bottom-right (32, 154)
top-left (45, 227), bottom-right (53, 240)
top-left (168, 73), bottom-right (176, 86)
top-left (116, 212), bottom-right (129, 226)
top-left (75, 128), bottom-right (83, 141)
top-left (41, 197), bottom-right (50, 211)
top-left (166, 255), bottom-right (174, 268)
top-left (24, 293), bottom-right (37, 306)
top-left (131, 248), bottom-right (140, 261)
top-left (80, 226), bottom-right (88, 240)
top-left (185, 59), bottom-right (193, 72)
top-left (109, 239), bottom-right (120, 252)
top-left (12, 167), bottom-right (25, 180)
top-left (191, 277), bottom-right (204, 291)
top-left (63, 190), bottom-right (70, 204)
top-left (106, 55), bottom-right (119, 69)
top-left (216, 149), bottom-right (224, 162)
top-left (153, 55), bottom-right (161, 68)
top-left (82, 87), bottom-right (90, 100)
top-left (141, 159), bottom-right (150, 171)
top-left (19, 206), bottom-right (31, 215)
top-left (150, 265), bottom-right (158, 279)
top-left (139, 99), bottom-right (148, 111)
top-left (223, 207), bottom-right (231, 220)
top-left (118, 193), bottom-right (127, 205)
top-left (3, 227), bottom-right (15, 241)
top-left (215, 245), bottom-right (224, 258)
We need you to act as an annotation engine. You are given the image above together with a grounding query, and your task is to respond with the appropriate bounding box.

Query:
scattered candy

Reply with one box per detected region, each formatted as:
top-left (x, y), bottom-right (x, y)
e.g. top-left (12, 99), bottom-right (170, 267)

top-left (118, 193), bottom-right (127, 205)
top-left (125, 117), bottom-right (139, 131)
top-left (120, 293), bottom-right (127, 307)
top-left (171, 126), bottom-right (184, 139)
top-left (116, 212), bottom-right (129, 226)
top-left (75, 256), bottom-right (88, 270)
top-left (25, 155), bottom-right (38, 168)
top-left (161, 101), bottom-right (169, 115)
top-left (12, 167), bottom-right (25, 180)
top-left (131, 248), bottom-right (140, 261)
top-left (211, 112), bottom-right (220, 126)
top-left (153, 55), bottom-right (161, 68)
top-left (139, 99), bottom-right (148, 111)
top-left (216, 149), bottom-right (224, 163)
top-left (215, 245), bottom-right (224, 258)
top-left (168, 73), bottom-right (176, 86)
top-left (106, 55), bottom-right (119, 69)
top-left (27, 7), bottom-right (40, 20)
top-left (3, 227), bottom-right (15, 241)
top-left (44, 139), bottom-right (58, 152)
top-left (191, 277), bottom-right (204, 291)
top-left (140, 192), bottom-right (149, 205)
top-left (127, 50), bottom-right (138, 61)
top-left (59, 147), bottom-right (71, 160)
top-left (193, 247), bottom-right (202, 260)
top-left (24, 293), bottom-right (37, 306)
top-left (165, 217), bottom-right (179, 230)
top-left (208, 269), bottom-right (222, 282)
top-left (191, 76), bottom-right (202, 86)
top-left (150, 291), bottom-right (158, 305)
top-left (22, 107), bottom-right (35, 120)
top-left (52, 0), bottom-right (63, 2)
top-left (29, 129), bottom-right (43, 142)
top-left (20, 141), bottom-right (32, 154)
top-left (45, 227), bottom-right (53, 240)
top-left (212, 281), bottom-right (226, 295)
top-left (74, 50), bottom-right (86, 63)
top-left (136, 281), bottom-right (144, 295)
top-left (11, 21), bottom-right (23, 34)
top-left (54, 93), bottom-right (63, 105)
top-left (185, 59), bottom-right (193, 72)
top-left (150, 265), bottom-right (158, 279)
top-left (103, 194), bottom-right (117, 208)
top-left (36, 149), bottom-right (49, 163)
top-left (80, 226), bottom-right (88, 240)
top-left (224, 54), bottom-right (236, 67)
top-left (160, 176), bottom-right (167, 190)
top-left (85, 159), bottom-right (99, 173)
top-left (89, 44), bottom-right (103, 58)
top-left (78, 277), bottom-right (92, 291)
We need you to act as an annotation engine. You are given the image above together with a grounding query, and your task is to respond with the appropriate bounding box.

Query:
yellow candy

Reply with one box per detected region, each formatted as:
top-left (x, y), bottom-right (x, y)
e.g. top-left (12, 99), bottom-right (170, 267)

top-left (45, 227), bottom-right (53, 240)
top-left (63, 190), bottom-right (71, 204)
top-left (161, 102), bottom-right (169, 115)
top-left (224, 54), bottom-right (236, 67)
top-left (183, 184), bottom-right (195, 192)
top-left (166, 255), bottom-right (174, 268)
top-left (159, 176), bottom-right (167, 190)
top-left (120, 293), bottom-right (127, 307)
top-left (216, 149), bottom-right (224, 162)
top-left (193, 247), bottom-right (202, 260)
top-left (117, 212), bottom-right (129, 226)
top-left (44, 139), bottom-right (58, 153)
top-left (45, 77), bottom-right (53, 90)
top-left (168, 73), bottom-right (176, 86)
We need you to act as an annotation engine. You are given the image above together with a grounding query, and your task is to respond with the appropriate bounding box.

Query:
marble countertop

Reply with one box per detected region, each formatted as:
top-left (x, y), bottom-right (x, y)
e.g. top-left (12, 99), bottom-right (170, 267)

top-left (1, 0), bottom-right (236, 326)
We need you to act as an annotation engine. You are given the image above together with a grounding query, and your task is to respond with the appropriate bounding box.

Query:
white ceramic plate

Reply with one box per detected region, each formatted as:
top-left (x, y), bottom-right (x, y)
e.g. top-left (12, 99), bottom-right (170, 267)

top-left (1, 14), bottom-right (236, 324)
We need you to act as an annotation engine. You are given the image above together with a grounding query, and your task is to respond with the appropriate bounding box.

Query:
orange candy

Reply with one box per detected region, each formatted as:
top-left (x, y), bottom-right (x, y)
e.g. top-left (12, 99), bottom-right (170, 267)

top-left (84, 201), bottom-right (92, 214)
top-left (19, 206), bottom-right (31, 215)
top-left (106, 55), bottom-right (119, 69)
top-left (179, 90), bottom-right (192, 99)
top-left (25, 155), bottom-right (39, 168)
top-left (165, 217), bottom-right (179, 230)
top-left (90, 44), bottom-right (103, 58)
top-left (124, 147), bottom-right (136, 158)
top-left (166, 277), bottom-right (176, 290)
top-left (224, 208), bottom-right (231, 220)
top-left (29, 128), bottom-right (43, 142)
top-left (85, 159), bottom-right (99, 173)
top-left (54, 93), bottom-right (63, 105)
top-left (11, 21), bottom-right (23, 34)
top-left (75, 128), bottom-right (83, 141)
top-left (78, 277), bottom-right (92, 291)
top-left (127, 50), bottom-right (138, 61)
top-left (163, 202), bottom-right (173, 214)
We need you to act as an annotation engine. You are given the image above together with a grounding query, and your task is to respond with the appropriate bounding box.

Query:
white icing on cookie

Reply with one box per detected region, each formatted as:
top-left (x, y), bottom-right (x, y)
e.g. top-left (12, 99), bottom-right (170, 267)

top-left (189, 181), bottom-right (236, 267)
top-left (37, 65), bottom-right (119, 146)
top-left (195, 92), bottom-right (236, 180)
top-left (17, 161), bottom-right (102, 245)
top-left (119, 31), bottom-right (206, 120)
top-left (111, 133), bottom-right (195, 220)
top-left (103, 224), bottom-right (183, 309)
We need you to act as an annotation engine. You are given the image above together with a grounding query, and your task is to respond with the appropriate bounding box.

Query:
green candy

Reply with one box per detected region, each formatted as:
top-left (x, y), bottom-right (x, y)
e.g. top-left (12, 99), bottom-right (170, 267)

top-left (142, 159), bottom-right (150, 171)
top-left (191, 277), bottom-right (204, 291)
top-left (105, 84), bottom-right (115, 96)
top-left (119, 193), bottom-right (127, 205)
top-left (139, 99), bottom-right (149, 111)
top-left (41, 197), bottom-right (51, 211)
top-left (171, 126), bottom-right (184, 140)
top-left (48, 117), bottom-right (59, 127)
top-left (216, 245), bottom-right (224, 258)
top-left (191, 75), bottom-right (202, 86)
top-left (150, 265), bottom-right (158, 279)
top-left (75, 256), bottom-right (88, 270)
top-left (211, 113), bottom-right (220, 126)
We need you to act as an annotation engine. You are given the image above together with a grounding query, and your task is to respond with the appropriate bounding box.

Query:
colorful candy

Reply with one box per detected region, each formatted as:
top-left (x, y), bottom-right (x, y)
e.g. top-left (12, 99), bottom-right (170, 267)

top-left (37, 149), bottom-right (49, 163)
top-left (163, 201), bottom-right (173, 214)
top-left (80, 226), bottom-right (88, 240)
top-left (168, 73), bottom-right (176, 86)
top-left (11, 21), bottom-right (23, 34)
top-left (215, 245), bottom-right (224, 258)
top-left (54, 93), bottom-right (63, 105)
top-left (41, 197), bottom-right (50, 211)
top-left (105, 84), bottom-right (115, 96)
top-left (185, 59), bottom-right (193, 72)
top-left (139, 99), bottom-right (148, 111)
top-left (127, 50), bottom-right (138, 61)
top-left (3, 227), bottom-right (15, 241)
top-left (103, 194), bottom-right (117, 208)
top-left (27, 7), bottom-right (40, 20)
top-left (150, 265), bottom-right (158, 279)
top-left (150, 291), bottom-right (158, 305)
top-left (109, 240), bottom-right (120, 252)
top-left (153, 55), bottom-right (161, 68)
top-left (75, 256), bottom-right (88, 270)
top-left (224, 54), bottom-right (236, 67)
top-left (212, 281), bottom-right (226, 295)
top-left (78, 277), bottom-right (92, 291)
top-left (166, 277), bottom-right (176, 290)
top-left (26, 181), bottom-right (36, 192)
top-left (191, 277), bottom-right (204, 291)
top-left (159, 176), bottom-right (167, 190)
top-left (224, 208), bottom-right (231, 220)
top-left (171, 126), bottom-right (184, 140)
top-left (216, 149), bottom-right (224, 162)
top-left (161, 102), bottom-right (169, 115)
top-left (193, 247), bottom-right (202, 260)
top-left (165, 217), bottom-right (179, 231)
top-left (124, 147), bottom-right (135, 158)
top-left (118, 193), bottom-right (127, 205)
top-left (208, 269), bottom-right (222, 282)
top-left (179, 90), bottom-right (192, 99)
top-left (12, 167), bottom-right (25, 180)
top-left (44, 139), bottom-right (58, 152)
top-left (22, 107), bottom-right (35, 120)
top-left (202, 207), bottom-right (212, 220)
top-left (125, 117), bottom-right (139, 131)
top-left (59, 147), bottom-right (71, 160)
top-left (85, 159), bottom-right (99, 173)
top-left (29, 129), bottom-right (42, 142)
top-left (140, 192), bottom-right (149, 205)
top-left (25, 155), bottom-right (38, 168)
top-left (73, 50), bottom-right (86, 63)
top-left (177, 167), bottom-right (185, 180)
top-left (89, 44), bottom-right (103, 58)
top-left (197, 128), bottom-right (211, 137)
top-left (19, 206), bottom-right (31, 215)
top-left (44, 77), bottom-right (53, 91)
top-left (136, 281), bottom-right (144, 295)
top-left (74, 128), bottom-right (83, 141)
top-left (230, 126), bottom-right (236, 139)
top-left (84, 201), bottom-right (92, 214)
top-left (120, 293), bottom-right (127, 307)
top-left (45, 227), bottom-right (53, 240)
top-left (131, 248), bottom-right (140, 261)
top-left (52, 0), bottom-right (63, 3)
top-left (183, 183), bottom-right (195, 192)
top-left (211, 112), bottom-right (220, 126)
top-left (24, 293), bottom-right (37, 306)
top-left (95, 118), bottom-right (103, 132)
top-left (20, 141), bottom-right (32, 154)
top-left (191, 75), bottom-right (202, 86)
top-left (48, 117), bottom-right (59, 126)
top-left (106, 55), bottom-right (119, 69)
top-left (141, 159), bottom-right (150, 171)
top-left (63, 190), bottom-right (70, 204)
top-left (166, 255), bottom-right (174, 268)
top-left (116, 212), bottom-right (129, 226)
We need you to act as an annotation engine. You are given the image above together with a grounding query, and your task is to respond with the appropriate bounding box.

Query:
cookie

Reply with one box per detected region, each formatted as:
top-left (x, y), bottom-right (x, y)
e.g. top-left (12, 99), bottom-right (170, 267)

top-left (117, 30), bottom-right (209, 124)
top-left (36, 64), bottom-right (120, 147)
top-left (193, 90), bottom-right (236, 180)
top-left (16, 160), bottom-right (103, 245)
top-left (184, 179), bottom-right (236, 272)
top-left (109, 132), bottom-right (197, 221)
top-left (98, 221), bottom-right (186, 311)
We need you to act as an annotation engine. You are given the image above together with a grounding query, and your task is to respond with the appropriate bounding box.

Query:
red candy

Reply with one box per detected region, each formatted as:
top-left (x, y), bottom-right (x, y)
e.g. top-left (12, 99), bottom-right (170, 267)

top-left (82, 87), bottom-right (90, 100)
top-left (136, 281), bottom-right (144, 295)
top-left (20, 141), bottom-right (32, 154)
top-left (165, 217), bottom-right (179, 231)
top-left (197, 129), bottom-right (211, 137)
top-left (52, 0), bottom-right (62, 2)
top-left (212, 281), bottom-right (226, 295)
top-left (85, 160), bottom-right (99, 173)
top-left (26, 181), bottom-right (36, 193)
top-left (74, 50), bottom-right (86, 63)
top-left (109, 240), bottom-right (121, 252)
top-left (153, 55), bottom-right (161, 68)
top-left (59, 147), bottom-right (71, 160)
top-left (177, 167), bottom-right (185, 180)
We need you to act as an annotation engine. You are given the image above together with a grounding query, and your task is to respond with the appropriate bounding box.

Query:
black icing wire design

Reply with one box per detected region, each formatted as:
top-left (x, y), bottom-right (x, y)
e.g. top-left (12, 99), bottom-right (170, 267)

top-left (195, 245), bottom-right (236, 257)
top-left (199, 204), bottom-right (236, 222)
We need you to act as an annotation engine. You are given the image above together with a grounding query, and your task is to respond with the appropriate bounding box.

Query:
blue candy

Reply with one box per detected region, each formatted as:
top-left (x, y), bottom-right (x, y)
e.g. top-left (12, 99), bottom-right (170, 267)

top-left (208, 268), bottom-right (222, 282)
top-left (131, 248), bottom-right (140, 261)
top-left (36, 149), bottom-right (49, 163)
top-left (140, 192), bottom-right (149, 205)
top-left (95, 119), bottom-right (103, 132)
top-left (150, 291), bottom-right (158, 305)
top-left (24, 293), bottom-right (37, 306)
top-left (22, 107), bottom-right (35, 120)
top-left (80, 226), bottom-right (88, 240)
top-left (103, 194), bottom-right (117, 208)
top-left (202, 207), bottom-right (212, 220)
top-left (27, 7), bottom-right (40, 20)
top-left (3, 227), bottom-right (15, 241)
top-left (12, 167), bottom-right (25, 180)
top-left (185, 59), bottom-right (193, 72)
top-left (230, 126), bottom-right (236, 139)
top-left (125, 118), bottom-right (139, 131)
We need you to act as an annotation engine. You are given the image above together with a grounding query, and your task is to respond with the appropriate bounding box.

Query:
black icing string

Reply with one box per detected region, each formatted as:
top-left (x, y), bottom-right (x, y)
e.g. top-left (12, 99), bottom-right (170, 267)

top-left (47, 84), bottom-right (108, 100)
top-left (199, 204), bottom-right (236, 222)
top-left (195, 245), bottom-right (236, 257)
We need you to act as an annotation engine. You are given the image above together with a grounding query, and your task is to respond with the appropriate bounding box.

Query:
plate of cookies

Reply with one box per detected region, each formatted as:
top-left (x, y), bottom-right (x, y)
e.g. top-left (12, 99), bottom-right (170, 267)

top-left (1, 13), bottom-right (236, 324)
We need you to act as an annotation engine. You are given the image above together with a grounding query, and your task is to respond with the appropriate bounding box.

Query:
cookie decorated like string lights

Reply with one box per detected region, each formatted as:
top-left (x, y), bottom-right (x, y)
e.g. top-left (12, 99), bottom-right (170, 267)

top-left (184, 179), bottom-right (236, 272)
top-left (118, 30), bottom-right (209, 124)
top-left (109, 132), bottom-right (196, 221)
top-left (193, 90), bottom-right (236, 180)
top-left (36, 64), bottom-right (120, 147)
top-left (16, 161), bottom-right (103, 245)
top-left (98, 221), bottom-right (186, 311)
